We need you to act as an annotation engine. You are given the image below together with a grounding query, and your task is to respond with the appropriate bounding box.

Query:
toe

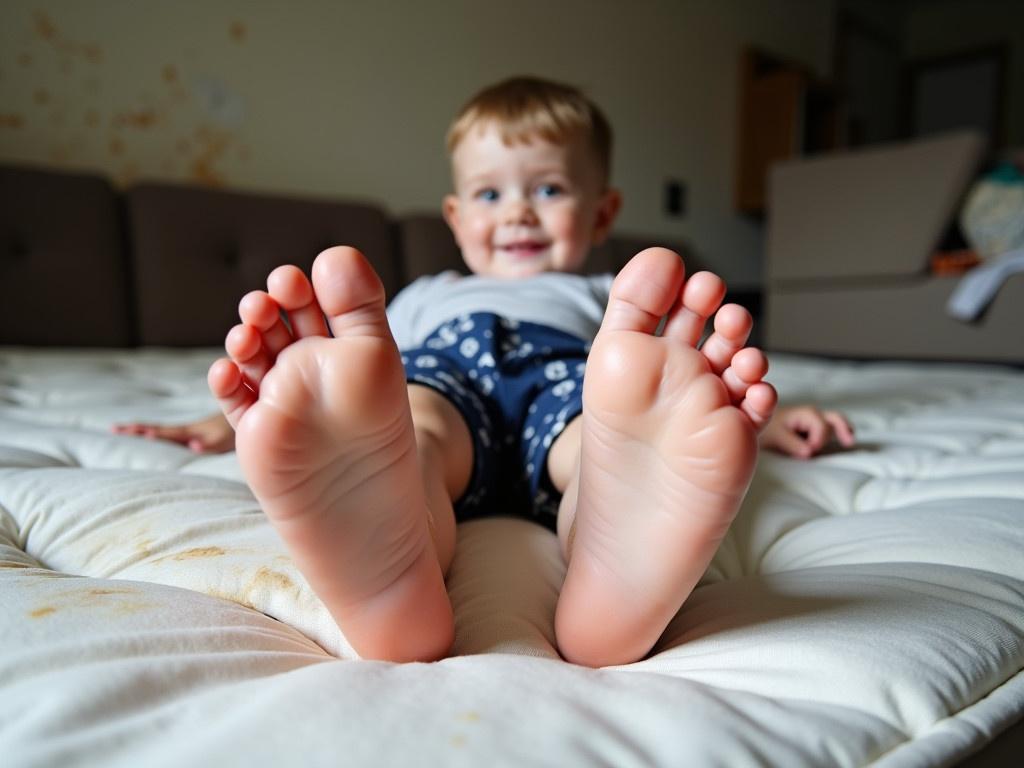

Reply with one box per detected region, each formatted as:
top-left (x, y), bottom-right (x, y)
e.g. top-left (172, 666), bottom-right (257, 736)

top-left (721, 347), bottom-right (768, 404)
top-left (739, 381), bottom-right (778, 431)
top-left (267, 265), bottom-right (330, 339)
top-left (311, 246), bottom-right (391, 338)
top-left (226, 324), bottom-right (274, 390)
top-left (208, 358), bottom-right (255, 428)
top-left (729, 346), bottom-right (768, 383)
top-left (699, 304), bottom-right (752, 374)
top-left (601, 247), bottom-right (685, 334)
top-left (238, 290), bottom-right (280, 329)
top-left (239, 291), bottom-right (293, 359)
top-left (662, 271), bottom-right (727, 346)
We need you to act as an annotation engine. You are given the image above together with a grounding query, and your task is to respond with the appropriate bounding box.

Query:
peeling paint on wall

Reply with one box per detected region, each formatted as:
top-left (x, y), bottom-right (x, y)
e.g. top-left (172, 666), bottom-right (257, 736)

top-left (191, 75), bottom-right (245, 127)
top-left (229, 21), bottom-right (247, 44)
top-left (1, 8), bottom-right (252, 188)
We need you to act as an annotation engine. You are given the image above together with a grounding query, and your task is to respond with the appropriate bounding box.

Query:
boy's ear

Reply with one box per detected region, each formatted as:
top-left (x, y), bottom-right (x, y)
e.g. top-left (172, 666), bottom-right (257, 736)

top-left (442, 194), bottom-right (463, 247)
top-left (591, 187), bottom-right (622, 245)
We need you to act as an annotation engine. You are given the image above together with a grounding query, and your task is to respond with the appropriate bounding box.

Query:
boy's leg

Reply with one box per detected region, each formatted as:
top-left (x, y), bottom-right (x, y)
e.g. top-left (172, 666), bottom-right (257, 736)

top-left (207, 246), bottom-right (469, 663)
top-left (406, 384), bottom-right (473, 572)
top-left (546, 418), bottom-right (582, 553)
top-left (551, 247), bottom-right (777, 668)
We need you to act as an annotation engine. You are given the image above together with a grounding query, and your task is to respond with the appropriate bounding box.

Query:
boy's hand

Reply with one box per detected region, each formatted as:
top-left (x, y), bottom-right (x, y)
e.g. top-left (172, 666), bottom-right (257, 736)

top-left (111, 412), bottom-right (235, 454)
top-left (758, 405), bottom-right (854, 459)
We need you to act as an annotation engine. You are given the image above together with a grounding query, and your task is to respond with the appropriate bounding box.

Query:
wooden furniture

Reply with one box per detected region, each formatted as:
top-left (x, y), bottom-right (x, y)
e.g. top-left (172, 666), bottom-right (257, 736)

top-left (735, 47), bottom-right (842, 215)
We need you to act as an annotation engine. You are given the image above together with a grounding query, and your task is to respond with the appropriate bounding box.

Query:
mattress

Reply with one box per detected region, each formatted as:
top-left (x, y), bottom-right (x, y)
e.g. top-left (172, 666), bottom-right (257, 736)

top-left (1, 347), bottom-right (1022, 767)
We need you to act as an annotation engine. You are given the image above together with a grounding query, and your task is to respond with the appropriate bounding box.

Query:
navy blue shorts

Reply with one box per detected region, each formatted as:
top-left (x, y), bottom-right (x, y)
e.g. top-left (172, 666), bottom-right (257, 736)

top-left (401, 312), bottom-right (588, 528)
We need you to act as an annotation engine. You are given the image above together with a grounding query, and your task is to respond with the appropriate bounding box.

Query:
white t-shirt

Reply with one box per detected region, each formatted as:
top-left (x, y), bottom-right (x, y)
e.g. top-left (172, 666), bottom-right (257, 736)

top-left (386, 271), bottom-right (614, 349)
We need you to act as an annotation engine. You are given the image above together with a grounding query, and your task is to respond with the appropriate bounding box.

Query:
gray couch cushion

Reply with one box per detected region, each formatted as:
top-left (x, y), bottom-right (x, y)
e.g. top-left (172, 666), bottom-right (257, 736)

top-left (0, 164), bottom-right (130, 346)
top-left (128, 184), bottom-right (399, 346)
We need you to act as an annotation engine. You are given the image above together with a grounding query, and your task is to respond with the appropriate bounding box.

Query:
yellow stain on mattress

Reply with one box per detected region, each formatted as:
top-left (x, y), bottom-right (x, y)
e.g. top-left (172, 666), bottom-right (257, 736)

top-left (0, 561), bottom-right (33, 569)
top-left (43, 585), bottom-right (156, 616)
top-left (110, 600), bottom-right (155, 615)
top-left (202, 567), bottom-right (300, 613)
top-left (249, 567), bottom-right (295, 592)
top-left (54, 586), bottom-right (139, 601)
top-left (450, 711), bottom-right (479, 747)
top-left (136, 538), bottom-right (155, 558)
top-left (29, 606), bottom-right (57, 618)
top-left (170, 546), bottom-right (227, 561)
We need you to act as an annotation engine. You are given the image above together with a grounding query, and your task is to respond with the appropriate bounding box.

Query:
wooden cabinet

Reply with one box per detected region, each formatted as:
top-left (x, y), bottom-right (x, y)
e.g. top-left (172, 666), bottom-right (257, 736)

top-left (735, 47), bottom-right (842, 216)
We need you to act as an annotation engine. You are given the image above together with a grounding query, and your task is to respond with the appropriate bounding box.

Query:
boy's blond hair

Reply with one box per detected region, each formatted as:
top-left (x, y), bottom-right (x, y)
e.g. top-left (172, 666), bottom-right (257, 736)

top-left (446, 76), bottom-right (613, 186)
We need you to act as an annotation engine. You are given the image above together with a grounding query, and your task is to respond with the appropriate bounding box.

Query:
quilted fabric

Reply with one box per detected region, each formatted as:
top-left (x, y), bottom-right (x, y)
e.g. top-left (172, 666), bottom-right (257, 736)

top-left (1, 348), bottom-right (1022, 767)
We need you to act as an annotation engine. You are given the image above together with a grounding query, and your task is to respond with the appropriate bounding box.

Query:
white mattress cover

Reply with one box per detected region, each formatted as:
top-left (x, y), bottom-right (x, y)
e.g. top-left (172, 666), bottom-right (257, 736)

top-left (1, 347), bottom-right (1022, 767)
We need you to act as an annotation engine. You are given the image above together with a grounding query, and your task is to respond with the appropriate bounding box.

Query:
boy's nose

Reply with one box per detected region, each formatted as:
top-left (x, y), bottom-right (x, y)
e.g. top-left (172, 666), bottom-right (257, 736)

top-left (503, 199), bottom-right (539, 225)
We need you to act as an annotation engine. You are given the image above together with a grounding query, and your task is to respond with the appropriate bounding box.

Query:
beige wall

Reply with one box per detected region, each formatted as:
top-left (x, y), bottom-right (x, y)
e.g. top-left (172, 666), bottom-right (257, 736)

top-left (0, 0), bottom-right (835, 287)
top-left (905, 0), bottom-right (1024, 148)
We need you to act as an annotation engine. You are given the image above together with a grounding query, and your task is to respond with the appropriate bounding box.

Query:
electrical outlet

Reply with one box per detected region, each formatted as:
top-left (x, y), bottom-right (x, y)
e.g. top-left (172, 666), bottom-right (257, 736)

top-left (665, 179), bottom-right (686, 217)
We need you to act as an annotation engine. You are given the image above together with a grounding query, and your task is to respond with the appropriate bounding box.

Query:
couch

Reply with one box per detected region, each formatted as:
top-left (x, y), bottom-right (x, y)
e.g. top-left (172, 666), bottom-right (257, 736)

top-left (0, 162), bottom-right (670, 348)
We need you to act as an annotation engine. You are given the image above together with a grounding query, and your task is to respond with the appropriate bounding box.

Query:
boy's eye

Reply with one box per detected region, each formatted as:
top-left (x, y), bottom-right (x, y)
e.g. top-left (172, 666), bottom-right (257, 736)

top-left (474, 188), bottom-right (499, 202)
top-left (535, 184), bottom-right (564, 199)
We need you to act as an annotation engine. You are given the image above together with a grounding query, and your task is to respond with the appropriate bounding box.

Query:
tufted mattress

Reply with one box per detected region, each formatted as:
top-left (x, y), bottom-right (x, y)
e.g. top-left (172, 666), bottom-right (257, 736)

top-left (1, 346), bottom-right (1022, 766)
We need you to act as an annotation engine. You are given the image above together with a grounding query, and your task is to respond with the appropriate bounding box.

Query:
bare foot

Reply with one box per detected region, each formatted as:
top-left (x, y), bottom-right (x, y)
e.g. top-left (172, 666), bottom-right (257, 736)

top-left (208, 246), bottom-right (453, 662)
top-left (111, 412), bottom-right (234, 453)
top-left (555, 247), bottom-right (776, 667)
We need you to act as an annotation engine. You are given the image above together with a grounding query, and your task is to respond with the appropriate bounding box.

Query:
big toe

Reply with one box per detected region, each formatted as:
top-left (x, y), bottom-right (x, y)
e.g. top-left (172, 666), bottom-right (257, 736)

top-left (601, 247), bottom-right (686, 335)
top-left (311, 246), bottom-right (389, 337)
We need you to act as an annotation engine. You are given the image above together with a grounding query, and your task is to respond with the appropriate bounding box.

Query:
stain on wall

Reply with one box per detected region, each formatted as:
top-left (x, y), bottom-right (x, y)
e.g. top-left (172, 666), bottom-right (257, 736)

top-left (0, 7), bottom-right (251, 187)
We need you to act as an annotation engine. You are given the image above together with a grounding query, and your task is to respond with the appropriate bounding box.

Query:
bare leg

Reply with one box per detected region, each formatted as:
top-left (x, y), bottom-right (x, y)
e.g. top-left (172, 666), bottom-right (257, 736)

top-left (551, 247), bottom-right (776, 667)
top-left (208, 246), bottom-right (471, 662)
top-left (406, 384), bottom-right (473, 573)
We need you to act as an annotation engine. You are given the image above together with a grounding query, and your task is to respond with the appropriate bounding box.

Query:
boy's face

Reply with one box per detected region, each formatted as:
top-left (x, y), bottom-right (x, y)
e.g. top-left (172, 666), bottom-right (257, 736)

top-left (443, 123), bottom-right (620, 279)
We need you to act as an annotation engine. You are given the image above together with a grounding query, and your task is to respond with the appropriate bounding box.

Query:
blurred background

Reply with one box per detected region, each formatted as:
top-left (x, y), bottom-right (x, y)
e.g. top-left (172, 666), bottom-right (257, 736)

top-left (1, 0), bottom-right (1021, 289)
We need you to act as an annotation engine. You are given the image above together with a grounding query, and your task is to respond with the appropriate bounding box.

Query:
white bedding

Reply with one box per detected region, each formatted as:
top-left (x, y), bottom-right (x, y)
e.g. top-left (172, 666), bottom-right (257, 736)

top-left (1, 347), bottom-right (1022, 767)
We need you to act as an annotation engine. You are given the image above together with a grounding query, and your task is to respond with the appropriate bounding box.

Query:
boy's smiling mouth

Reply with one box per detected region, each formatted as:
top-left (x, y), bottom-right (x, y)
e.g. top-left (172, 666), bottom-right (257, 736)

top-left (497, 240), bottom-right (550, 259)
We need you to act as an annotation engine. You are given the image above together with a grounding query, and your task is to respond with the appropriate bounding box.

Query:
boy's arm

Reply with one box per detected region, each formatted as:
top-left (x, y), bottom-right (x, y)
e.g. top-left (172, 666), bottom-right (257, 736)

top-left (759, 405), bottom-right (855, 459)
top-left (111, 412), bottom-right (235, 453)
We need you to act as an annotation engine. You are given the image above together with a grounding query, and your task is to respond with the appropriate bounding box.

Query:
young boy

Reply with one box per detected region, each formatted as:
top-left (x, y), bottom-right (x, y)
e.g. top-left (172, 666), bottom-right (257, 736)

top-left (117, 77), bottom-right (853, 666)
